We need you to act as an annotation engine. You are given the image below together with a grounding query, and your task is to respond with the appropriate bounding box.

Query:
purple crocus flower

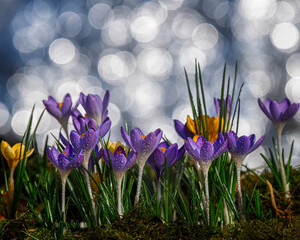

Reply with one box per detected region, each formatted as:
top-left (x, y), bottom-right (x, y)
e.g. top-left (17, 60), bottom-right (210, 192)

top-left (101, 146), bottom-right (137, 180)
top-left (225, 130), bottom-right (265, 221)
top-left (214, 95), bottom-right (232, 117)
top-left (77, 91), bottom-right (110, 126)
top-left (225, 131), bottom-right (265, 167)
top-left (121, 126), bottom-right (163, 204)
top-left (121, 127), bottom-right (163, 162)
top-left (73, 115), bottom-right (111, 139)
top-left (46, 144), bottom-right (84, 177)
top-left (258, 98), bottom-right (300, 129)
top-left (147, 142), bottom-right (185, 181)
top-left (100, 145), bottom-right (136, 215)
top-left (46, 144), bottom-right (84, 221)
top-left (184, 133), bottom-right (227, 223)
top-left (43, 93), bottom-right (72, 135)
top-left (184, 133), bottom-right (227, 170)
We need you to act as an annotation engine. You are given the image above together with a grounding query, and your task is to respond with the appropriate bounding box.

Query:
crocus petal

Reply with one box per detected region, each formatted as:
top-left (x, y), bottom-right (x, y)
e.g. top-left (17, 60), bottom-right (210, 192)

top-left (225, 131), bottom-right (238, 153)
top-left (82, 129), bottom-right (97, 151)
top-left (3, 146), bottom-right (16, 163)
top-left (184, 137), bottom-right (200, 160)
top-left (141, 132), bottom-right (158, 156)
top-left (70, 130), bottom-right (83, 152)
top-left (248, 135), bottom-right (265, 154)
top-left (269, 100), bottom-right (281, 122)
top-left (214, 97), bottom-right (220, 115)
top-left (100, 148), bottom-right (114, 167)
top-left (130, 128), bottom-right (144, 152)
top-left (102, 91), bottom-right (110, 115)
top-left (281, 103), bottom-right (300, 122)
top-left (199, 141), bottom-right (214, 162)
top-left (172, 145), bottom-right (185, 166)
top-left (279, 98), bottom-right (290, 112)
top-left (258, 98), bottom-right (273, 121)
top-left (99, 117), bottom-right (111, 137)
top-left (87, 119), bottom-right (97, 131)
top-left (154, 129), bottom-right (163, 146)
top-left (112, 153), bottom-right (127, 172)
top-left (58, 154), bottom-right (70, 170)
top-left (236, 136), bottom-right (251, 155)
top-left (46, 147), bottom-right (58, 167)
top-left (174, 120), bottom-right (187, 139)
top-left (61, 94), bottom-right (72, 116)
top-left (147, 149), bottom-right (164, 180)
top-left (121, 127), bottom-right (133, 149)
top-left (157, 141), bottom-right (170, 150)
top-left (196, 135), bottom-right (206, 148)
top-left (60, 132), bottom-right (70, 147)
top-left (213, 140), bottom-right (228, 160)
top-left (124, 151), bottom-right (136, 171)
top-left (45, 104), bottom-right (62, 119)
top-left (165, 144), bottom-right (178, 167)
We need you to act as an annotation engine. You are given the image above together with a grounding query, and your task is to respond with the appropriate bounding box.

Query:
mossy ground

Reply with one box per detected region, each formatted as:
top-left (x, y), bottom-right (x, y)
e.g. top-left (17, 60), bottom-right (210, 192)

top-left (1, 167), bottom-right (299, 239)
top-left (1, 206), bottom-right (300, 239)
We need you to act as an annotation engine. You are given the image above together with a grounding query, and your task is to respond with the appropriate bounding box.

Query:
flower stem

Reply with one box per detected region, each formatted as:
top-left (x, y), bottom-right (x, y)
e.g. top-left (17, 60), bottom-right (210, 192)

top-left (223, 198), bottom-right (230, 225)
top-left (83, 151), bottom-right (97, 223)
top-left (7, 168), bottom-right (15, 218)
top-left (203, 169), bottom-right (209, 225)
top-left (157, 181), bottom-right (161, 203)
top-left (134, 164), bottom-right (144, 205)
top-left (117, 179), bottom-right (123, 217)
top-left (276, 126), bottom-right (290, 199)
top-left (61, 175), bottom-right (67, 223)
top-left (236, 163), bottom-right (245, 222)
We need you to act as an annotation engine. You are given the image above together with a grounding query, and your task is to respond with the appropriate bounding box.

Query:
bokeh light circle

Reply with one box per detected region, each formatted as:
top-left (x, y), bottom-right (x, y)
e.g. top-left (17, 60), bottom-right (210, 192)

top-left (49, 38), bottom-right (76, 64)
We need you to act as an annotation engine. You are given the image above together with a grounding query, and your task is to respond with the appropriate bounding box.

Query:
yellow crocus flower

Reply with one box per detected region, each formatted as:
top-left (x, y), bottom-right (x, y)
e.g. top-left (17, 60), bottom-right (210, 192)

top-left (1, 141), bottom-right (34, 170)
top-left (187, 115), bottom-right (222, 142)
top-left (107, 141), bottom-right (125, 154)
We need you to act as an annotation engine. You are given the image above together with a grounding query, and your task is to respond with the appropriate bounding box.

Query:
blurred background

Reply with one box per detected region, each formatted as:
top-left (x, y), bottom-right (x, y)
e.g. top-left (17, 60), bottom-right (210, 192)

top-left (0, 0), bottom-right (299, 169)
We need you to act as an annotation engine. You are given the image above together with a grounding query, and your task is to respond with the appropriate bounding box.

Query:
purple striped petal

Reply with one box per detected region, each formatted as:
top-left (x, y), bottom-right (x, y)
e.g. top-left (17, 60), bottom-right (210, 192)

top-left (124, 151), bottom-right (136, 171)
top-left (112, 153), bottom-right (127, 172)
top-left (130, 128), bottom-right (144, 152)
top-left (99, 117), bottom-right (111, 137)
top-left (199, 141), bottom-right (214, 162)
top-left (70, 130), bottom-right (83, 152)
top-left (281, 103), bottom-right (300, 122)
top-left (258, 98), bottom-right (273, 121)
top-left (165, 144), bottom-right (178, 167)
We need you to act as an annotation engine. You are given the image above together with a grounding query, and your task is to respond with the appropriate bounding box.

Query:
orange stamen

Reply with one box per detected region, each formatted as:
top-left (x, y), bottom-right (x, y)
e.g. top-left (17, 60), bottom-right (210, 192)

top-left (58, 102), bottom-right (63, 109)
top-left (80, 133), bottom-right (85, 138)
top-left (160, 147), bottom-right (166, 153)
top-left (141, 135), bottom-right (146, 139)
top-left (116, 150), bottom-right (122, 154)
top-left (63, 150), bottom-right (67, 155)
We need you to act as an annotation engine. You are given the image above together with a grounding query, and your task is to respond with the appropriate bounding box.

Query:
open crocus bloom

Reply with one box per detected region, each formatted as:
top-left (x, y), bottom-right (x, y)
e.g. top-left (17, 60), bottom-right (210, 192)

top-left (100, 146), bottom-right (136, 181)
top-left (43, 93), bottom-right (72, 126)
top-left (77, 91), bottom-right (110, 126)
top-left (1, 141), bottom-right (34, 170)
top-left (147, 142), bottom-right (185, 181)
top-left (174, 115), bottom-right (221, 142)
top-left (258, 98), bottom-right (300, 129)
top-left (225, 131), bottom-right (265, 166)
top-left (46, 144), bottom-right (84, 176)
top-left (184, 133), bottom-right (227, 171)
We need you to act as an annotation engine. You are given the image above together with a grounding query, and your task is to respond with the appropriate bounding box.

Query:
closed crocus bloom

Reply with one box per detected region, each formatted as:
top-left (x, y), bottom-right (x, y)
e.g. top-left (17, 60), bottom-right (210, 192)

top-left (258, 97), bottom-right (298, 200)
top-left (43, 94), bottom-right (72, 135)
top-left (1, 141), bottom-right (34, 170)
top-left (78, 91), bottom-right (110, 126)
top-left (147, 142), bottom-right (185, 181)
top-left (258, 98), bottom-right (300, 129)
